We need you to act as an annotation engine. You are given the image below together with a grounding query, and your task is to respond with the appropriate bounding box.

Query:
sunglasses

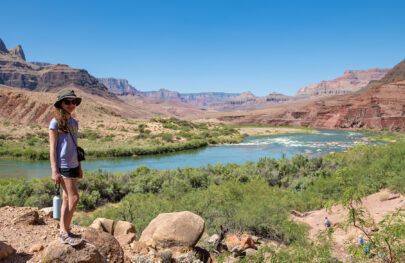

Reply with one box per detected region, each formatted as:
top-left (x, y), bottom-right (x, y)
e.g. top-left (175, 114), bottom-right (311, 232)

top-left (63, 99), bottom-right (78, 105)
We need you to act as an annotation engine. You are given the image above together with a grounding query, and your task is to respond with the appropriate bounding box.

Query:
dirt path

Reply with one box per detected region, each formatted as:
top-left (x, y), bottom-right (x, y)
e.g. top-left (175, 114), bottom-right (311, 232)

top-left (291, 189), bottom-right (405, 261)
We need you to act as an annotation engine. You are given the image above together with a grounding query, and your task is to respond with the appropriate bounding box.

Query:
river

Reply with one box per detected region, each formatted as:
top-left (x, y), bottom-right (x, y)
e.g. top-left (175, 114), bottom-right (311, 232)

top-left (0, 129), bottom-right (382, 180)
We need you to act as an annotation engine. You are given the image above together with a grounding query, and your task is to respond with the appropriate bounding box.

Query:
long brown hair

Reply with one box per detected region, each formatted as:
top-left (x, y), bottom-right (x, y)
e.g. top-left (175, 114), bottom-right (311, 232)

top-left (54, 108), bottom-right (70, 133)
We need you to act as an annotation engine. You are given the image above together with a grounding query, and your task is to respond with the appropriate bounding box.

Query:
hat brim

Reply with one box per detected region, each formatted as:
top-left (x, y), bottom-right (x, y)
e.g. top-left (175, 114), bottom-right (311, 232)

top-left (54, 96), bottom-right (82, 108)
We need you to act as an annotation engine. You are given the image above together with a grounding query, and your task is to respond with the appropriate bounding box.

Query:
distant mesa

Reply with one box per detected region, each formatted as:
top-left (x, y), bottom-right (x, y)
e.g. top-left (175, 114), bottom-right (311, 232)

top-left (142, 88), bottom-right (182, 101)
top-left (98, 78), bottom-right (139, 95)
top-left (140, 88), bottom-right (240, 108)
top-left (296, 68), bottom-right (391, 97)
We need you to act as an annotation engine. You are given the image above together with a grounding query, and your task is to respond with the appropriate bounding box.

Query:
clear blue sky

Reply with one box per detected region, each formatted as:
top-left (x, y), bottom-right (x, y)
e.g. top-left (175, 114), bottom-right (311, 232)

top-left (1, 0), bottom-right (404, 96)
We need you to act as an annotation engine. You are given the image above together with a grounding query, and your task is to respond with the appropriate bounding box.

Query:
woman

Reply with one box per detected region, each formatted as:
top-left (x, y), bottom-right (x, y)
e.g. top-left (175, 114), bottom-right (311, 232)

top-left (49, 89), bottom-right (83, 246)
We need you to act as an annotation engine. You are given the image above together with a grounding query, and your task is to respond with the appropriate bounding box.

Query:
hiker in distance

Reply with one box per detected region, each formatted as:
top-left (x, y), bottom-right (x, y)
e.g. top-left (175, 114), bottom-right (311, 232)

top-left (49, 89), bottom-right (83, 246)
top-left (324, 216), bottom-right (331, 229)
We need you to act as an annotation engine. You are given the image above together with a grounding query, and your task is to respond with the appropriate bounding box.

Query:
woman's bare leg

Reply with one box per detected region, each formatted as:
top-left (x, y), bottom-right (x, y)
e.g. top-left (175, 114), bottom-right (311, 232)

top-left (60, 178), bottom-right (79, 234)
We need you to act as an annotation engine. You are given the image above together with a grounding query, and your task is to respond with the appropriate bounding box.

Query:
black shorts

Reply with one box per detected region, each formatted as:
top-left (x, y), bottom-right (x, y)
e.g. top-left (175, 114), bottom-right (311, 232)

top-left (59, 166), bottom-right (80, 179)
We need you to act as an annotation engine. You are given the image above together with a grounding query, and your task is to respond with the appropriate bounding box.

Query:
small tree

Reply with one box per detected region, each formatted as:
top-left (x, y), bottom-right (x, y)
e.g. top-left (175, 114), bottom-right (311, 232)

top-left (340, 186), bottom-right (405, 262)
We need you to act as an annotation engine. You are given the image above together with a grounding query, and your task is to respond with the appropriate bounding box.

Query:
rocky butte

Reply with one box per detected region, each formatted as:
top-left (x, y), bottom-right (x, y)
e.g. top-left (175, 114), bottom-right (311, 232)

top-left (0, 38), bottom-right (113, 99)
top-left (296, 68), bottom-right (391, 98)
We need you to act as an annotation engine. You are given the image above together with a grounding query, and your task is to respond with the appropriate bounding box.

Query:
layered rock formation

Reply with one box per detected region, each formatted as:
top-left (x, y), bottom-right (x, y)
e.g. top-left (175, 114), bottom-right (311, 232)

top-left (296, 68), bottom-right (390, 97)
top-left (216, 59), bottom-right (405, 131)
top-left (0, 39), bottom-right (114, 99)
top-left (98, 77), bottom-right (139, 95)
top-left (142, 88), bottom-right (239, 108)
top-left (209, 91), bottom-right (294, 112)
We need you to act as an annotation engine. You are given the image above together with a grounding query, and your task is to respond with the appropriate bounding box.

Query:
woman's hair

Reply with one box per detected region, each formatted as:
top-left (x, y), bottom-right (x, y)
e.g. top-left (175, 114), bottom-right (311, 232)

top-left (54, 107), bottom-right (70, 133)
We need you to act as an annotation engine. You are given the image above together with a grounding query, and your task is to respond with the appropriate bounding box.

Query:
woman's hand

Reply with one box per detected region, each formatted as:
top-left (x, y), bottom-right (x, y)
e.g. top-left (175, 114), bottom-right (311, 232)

top-left (79, 167), bottom-right (83, 179)
top-left (52, 170), bottom-right (61, 184)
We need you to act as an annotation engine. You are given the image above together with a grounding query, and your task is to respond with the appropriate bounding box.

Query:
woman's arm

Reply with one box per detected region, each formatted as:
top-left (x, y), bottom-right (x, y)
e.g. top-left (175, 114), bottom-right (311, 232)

top-left (49, 129), bottom-right (61, 184)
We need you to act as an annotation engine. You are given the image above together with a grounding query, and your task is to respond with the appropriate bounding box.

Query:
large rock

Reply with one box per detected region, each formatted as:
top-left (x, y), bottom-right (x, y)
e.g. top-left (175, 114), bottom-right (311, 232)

top-left (240, 234), bottom-right (255, 249)
top-left (114, 220), bottom-right (136, 237)
top-left (40, 207), bottom-right (53, 218)
top-left (116, 233), bottom-right (136, 246)
top-left (139, 211), bottom-right (204, 249)
top-left (43, 240), bottom-right (102, 263)
top-left (13, 210), bottom-right (42, 225)
top-left (82, 227), bottom-right (125, 263)
top-left (130, 241), bottom-right (149, 255)
top-left (90, 217), bottom-right (115, 235)
top-left (208, 234), bottom-right (219, 244)
top-left (225, 235), bottom-right (240, 251)
top-left (0, 241), bottom-right (15, 261)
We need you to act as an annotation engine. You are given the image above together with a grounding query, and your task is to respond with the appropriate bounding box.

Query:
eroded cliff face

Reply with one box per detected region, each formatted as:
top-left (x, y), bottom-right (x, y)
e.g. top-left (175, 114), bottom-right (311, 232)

top-left (296, 69), bottom-right (390, 97)
top-left (221, 80), bottom-right (405, 131)
top-left (0, 39), bottom-right (114, 99)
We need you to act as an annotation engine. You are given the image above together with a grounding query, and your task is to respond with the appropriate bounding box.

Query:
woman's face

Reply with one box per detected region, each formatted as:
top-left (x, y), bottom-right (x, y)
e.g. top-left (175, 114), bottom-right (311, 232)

top-left (61, 99), bottom-right (77, 114)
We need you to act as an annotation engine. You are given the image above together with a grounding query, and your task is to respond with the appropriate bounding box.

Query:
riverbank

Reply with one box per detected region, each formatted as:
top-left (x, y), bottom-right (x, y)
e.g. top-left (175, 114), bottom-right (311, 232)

top-left (0, 118), bottom-right (244, 160)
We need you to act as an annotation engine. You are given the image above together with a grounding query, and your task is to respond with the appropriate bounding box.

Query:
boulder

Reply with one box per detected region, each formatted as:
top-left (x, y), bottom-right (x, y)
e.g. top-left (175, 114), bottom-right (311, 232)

top-left (251, 236), bottom-right (259, 243)
top-left (114, 220), bottom-right (136, 237)
top-left (90, 218), bottom-right (115, 234)
top-left (29, 243), bottom-right (44, 253)
top-left (225, 235), bottom-right (240, 251)
top-left (43, 240), bottom-right (102, 263)
top-left (82, 227), bottom-right (125, 263)
top-left (130, 241), bottom-right (149, 255)
top-left (156, 249), bottom-right (172, 263)
top-left (208, 234), bottom-right (219, 244)
top-left (131, 254), bottom-right (154, 263)
top-left (0, 241), bottom-right (15, 260)
top-left (117, 233), bottom-right (136, 246)
top-left (194, 247), bottom-right (212, 263)
top-left (244, 248), bottom-right (258, 256)
top-left (139, 211), bottom-right (204, 249)
top-left (230, 245), bottom-right (243, 257)
top-left (175, 251), bottom-right (203, 263)
top-left (13, 210), bottom-right (42, 225)
top-left (89, 219), bottom-right (103, 232)
top-left (40, 207), bottom-right (53, 218)
top-left (240, 234), bottom-right (255, 249)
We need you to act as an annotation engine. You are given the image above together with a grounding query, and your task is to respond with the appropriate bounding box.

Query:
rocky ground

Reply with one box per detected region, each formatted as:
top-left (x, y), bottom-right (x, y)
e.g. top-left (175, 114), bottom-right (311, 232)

top-left (1, 190), bottom-right (403, 262)
top-left (0, 207), bottom-right (260, 263)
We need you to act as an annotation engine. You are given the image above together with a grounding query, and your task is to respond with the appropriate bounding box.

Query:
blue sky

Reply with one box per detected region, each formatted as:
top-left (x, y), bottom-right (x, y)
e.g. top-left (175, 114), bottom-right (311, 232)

top-left (1, 0), bottom-right (404, 96)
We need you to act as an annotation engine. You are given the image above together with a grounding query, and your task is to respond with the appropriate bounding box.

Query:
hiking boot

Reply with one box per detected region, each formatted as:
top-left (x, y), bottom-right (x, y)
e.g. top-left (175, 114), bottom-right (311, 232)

top-left (59, 233), bottom-right (83, 246)
top-left (68, 231), bottom-right (82, 239)
top-left (68, 228), bottom-right (81, 239)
